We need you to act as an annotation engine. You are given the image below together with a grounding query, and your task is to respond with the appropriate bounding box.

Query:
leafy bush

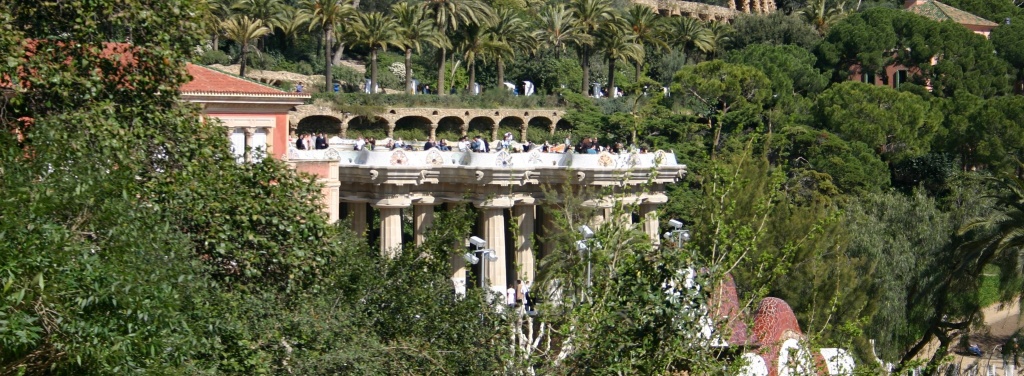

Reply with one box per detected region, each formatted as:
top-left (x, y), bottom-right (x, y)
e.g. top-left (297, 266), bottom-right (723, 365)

top-left (333, 65), bottom-right (364, 85)
top-left (198, 49), bottom-right (232, 65)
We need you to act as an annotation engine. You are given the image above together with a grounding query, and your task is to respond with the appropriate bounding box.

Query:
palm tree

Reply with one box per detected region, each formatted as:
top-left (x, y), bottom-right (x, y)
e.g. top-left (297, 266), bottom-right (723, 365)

top-left (273, 5), bottom-right (311, 46)
top-left (663, 17), bottom-right (713, 65)
top-left (350, 12), bottom-right (401, 94)
top-left (799, 0), bottom-right (848, 35)
top-left (624, 4), bottom-right (665, 82)
top-left (221, 16), bottom-right (272, 78)
top-left (569, 0), bottom-right (614, 95)
top-left (423, 0), bottom-right (492, 95)
top-left (487, 7), bottom-right (537, 89)
top-left (198, 0), bottom-right (238, 49)
top-left (596, 22), bottom-right (643, 94)
top-left (393, 2), bottom-right (448, 94)
top-left (537, 4), bottom-right (588, 59)
top-left (303, 0), bottom-right (356, 90)
top-left (957, 175), bottom-right (1024, 286)
top-left (705, 21), bottom-right (733, 59)
top-left (457, 22), bottom-right (495, 95)
top-left (237, 0), bottom-right (283, 51)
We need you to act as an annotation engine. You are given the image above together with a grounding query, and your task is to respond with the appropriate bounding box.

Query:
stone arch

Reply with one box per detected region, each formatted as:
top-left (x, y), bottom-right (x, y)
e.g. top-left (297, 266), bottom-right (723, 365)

top-left (347, 115), bottom-right (390, 139)
top-left (554, 118), bottom-right (571, 135)
top-left (498, 117), bottom-right (526, 141)
top-left (296, 115), bottom-right (344, 136)
top-left (527, 117), bottom-right (554, 141)
top-left (467, 117), bottom-right (496, 140)
top-left (436, 116), bottom-right (466, 140)
top-left (290, 105), bottom-right (345, 130)
top-left (393, 116), bottom-right (433, 141)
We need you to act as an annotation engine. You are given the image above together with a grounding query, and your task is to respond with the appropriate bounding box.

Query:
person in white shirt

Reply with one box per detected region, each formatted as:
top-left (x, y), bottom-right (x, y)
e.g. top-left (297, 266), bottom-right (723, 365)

top-left (506, 284), bottom-right (516, 308)
top-left (457, 136), bottom-right (470, 152)
top-left (354, 136), bottom-right (365, 151)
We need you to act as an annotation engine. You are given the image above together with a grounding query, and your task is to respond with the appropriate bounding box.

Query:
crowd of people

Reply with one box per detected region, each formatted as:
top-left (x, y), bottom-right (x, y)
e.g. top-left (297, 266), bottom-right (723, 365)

top-left (506, 279), bottom-right (534, 313)
top-left (294, 132), bottom-right (651, 155)
top-left (293, 133), bottom-right (330, 150)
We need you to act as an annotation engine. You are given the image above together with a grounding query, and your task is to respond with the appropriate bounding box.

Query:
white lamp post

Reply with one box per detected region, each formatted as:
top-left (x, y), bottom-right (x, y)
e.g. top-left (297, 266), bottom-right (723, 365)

top-left (464, 236), bottom-right (497, 289)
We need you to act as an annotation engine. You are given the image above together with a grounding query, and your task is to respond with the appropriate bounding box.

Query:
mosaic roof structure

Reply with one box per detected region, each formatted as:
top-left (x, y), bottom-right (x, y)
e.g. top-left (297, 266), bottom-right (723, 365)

top-left (905, 0), bottom-right (997, 27)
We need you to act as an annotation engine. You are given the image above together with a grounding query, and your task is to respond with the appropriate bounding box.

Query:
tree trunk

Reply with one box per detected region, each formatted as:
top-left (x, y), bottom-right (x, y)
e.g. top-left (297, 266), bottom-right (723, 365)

top-left (607, 57), bottom-right (616, 96)
top-left (437, 48), bottom-right (447, 96)
top-left (634, 60), bottom-right (642, 83)
top-left (581, 47), bottom-right (590, 95)
top-left (212, 35), bottom-right (219, 51)
top-left (333, 42), bottom-right (346, 66)
top-left (324, 26), bottom-right (333, 91)
top-left (371, 48), bottom-right (379, 94)
top-left (239, 44), bottom-right (248, 78)
top-left (405, 48), bottom-right (414, 94)
top-left (497, 58), bottom-right (505, 90)
top-left (468, 60), bottom-right (475, 95)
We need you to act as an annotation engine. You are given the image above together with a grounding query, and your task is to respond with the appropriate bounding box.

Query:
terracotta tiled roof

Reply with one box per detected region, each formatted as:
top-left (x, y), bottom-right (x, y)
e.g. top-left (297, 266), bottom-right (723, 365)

top-left (905, 0), bottom-right (997, 27)
top-left (181, 64), bottom-right (310, 97)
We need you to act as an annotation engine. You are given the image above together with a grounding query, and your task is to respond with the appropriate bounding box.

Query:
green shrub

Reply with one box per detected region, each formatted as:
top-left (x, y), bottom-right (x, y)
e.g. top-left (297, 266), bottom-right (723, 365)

top-left (333, 65), bottom-right (364, 85)
top-left (197, 49), bottom-right (232, 65)
top-left (392, 128), bottom-right (429, 141)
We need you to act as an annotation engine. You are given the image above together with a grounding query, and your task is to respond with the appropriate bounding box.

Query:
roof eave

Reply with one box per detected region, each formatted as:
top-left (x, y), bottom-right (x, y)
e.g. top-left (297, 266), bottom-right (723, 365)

top-left (181, 92), bottom-right (310, 106)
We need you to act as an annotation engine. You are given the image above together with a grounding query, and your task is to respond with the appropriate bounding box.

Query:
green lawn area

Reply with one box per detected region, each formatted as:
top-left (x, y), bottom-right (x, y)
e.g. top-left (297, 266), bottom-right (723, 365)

top-left (980, 264), bottom-right (1001, 308)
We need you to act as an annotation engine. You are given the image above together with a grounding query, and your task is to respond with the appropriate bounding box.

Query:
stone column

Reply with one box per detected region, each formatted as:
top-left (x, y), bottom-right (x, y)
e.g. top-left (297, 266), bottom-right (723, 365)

top-left (540, 205), bottom-right (558, 259)
top-left (490, 119), bottom-right (500, 141)
top-left (477, 197), bottom-right (512, 293)
top-left (349, 201), bottom-right (367, 236)
top-left (641, 203), bottom-right (660, 247)
top-left (243, 127), bottom-right (255, 163)
top-left (429, 123), bottom-right (438, 140)
top-left (377, 206), bottom-right (403, 258)
top-left (374, 196), bottom-right (410, 258)
top-left (513, 200), bottom-right (536, 284)
top-left (584, 198), bottom-right (611, 230)
top-left (323, 181), bottom-right (341, 224)
top-left (413, 200), bottom-right (436, 246)
top-left (446, 205), bottom-right (466, 297)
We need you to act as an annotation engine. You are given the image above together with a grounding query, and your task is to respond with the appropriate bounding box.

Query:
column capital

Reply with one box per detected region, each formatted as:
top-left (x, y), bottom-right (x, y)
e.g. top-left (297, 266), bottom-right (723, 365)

top-left (413, 196), bottom-right (437, 205)
top-left (243, 127), bottom-right (256, 136)
top-left (514, 196), bottom-right (538, 206)
top-left (373, 197), bottom-right (412, 208)
top-left (641, 193), bottom-right (669, 205)
top-left (582, 197), bottom-right (614, 209)
top-left (474, 196), bottom-right (513, 209)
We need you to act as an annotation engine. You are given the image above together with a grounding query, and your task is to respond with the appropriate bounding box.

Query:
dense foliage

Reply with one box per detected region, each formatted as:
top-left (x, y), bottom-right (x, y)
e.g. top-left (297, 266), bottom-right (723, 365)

top-left (6, 0), bottom-right (1024, 373)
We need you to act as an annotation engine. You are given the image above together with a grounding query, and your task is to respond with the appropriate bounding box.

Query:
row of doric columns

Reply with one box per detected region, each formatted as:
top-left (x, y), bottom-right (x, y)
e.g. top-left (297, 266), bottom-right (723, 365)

top-left (339, 197), bottom-right (663, 292)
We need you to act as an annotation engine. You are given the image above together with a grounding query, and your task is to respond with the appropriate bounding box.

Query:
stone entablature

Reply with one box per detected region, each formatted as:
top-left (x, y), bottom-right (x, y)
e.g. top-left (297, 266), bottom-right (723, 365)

top-left (290, 104), bottom-right (566, 141)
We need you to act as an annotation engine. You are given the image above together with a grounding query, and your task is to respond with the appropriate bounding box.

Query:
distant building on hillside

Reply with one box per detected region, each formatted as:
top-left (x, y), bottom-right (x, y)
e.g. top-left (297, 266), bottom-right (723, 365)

top-left (180, 64), bottom-right (309, 162)
top-left (848, 0), bottom-right (997, 89)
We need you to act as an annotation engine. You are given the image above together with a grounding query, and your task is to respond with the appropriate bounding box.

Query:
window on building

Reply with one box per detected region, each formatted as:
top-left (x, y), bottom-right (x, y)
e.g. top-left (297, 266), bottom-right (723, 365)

top-left (861, 72), bottom-right (876, 85)
top-left (895, 70), bottom-right (909, 89)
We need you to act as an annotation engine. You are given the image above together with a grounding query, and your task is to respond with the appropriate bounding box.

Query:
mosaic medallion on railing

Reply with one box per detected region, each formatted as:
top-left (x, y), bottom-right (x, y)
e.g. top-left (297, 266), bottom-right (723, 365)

top-left (624, 152), bottom-right (641, 168)
top-left (653, 150), bottom-right (667, 166)
top-left (597, 151), bottom-right (615, 167)
top-left (425, 149), bottom-right (444, 166)
top-left (495, 150), bottom-right (512, 168)
top-left (325, 148), bottom-right (341, 160)
top-left (390, 149), bottom-right (408, 166)
top-left (527, 149), bottom-right (543, 166)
